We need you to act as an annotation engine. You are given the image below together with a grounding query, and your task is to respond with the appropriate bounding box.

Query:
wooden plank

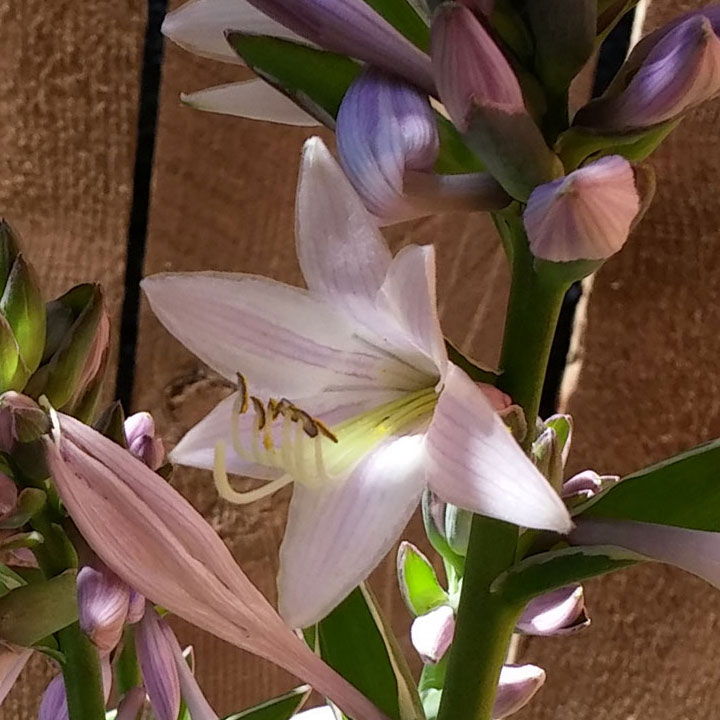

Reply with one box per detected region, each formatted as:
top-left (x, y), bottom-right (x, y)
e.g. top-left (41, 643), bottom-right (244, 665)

top-left (134, 6), bottom-right (509, 712)
top-left (523, 2), bottom-right (720, 718)
top-left (0, 1), bottom-right (145, 717)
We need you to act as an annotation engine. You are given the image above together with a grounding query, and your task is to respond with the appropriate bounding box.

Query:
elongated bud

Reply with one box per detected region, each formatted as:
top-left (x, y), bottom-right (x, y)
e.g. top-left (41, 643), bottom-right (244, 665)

top-left (135, 605), bottom-right (182, 720)
top-left (0, 392), bottom-right (51, 450)
top-left (575, 14), bottom-right (720, 132)
top-left (493, 664), bottom-right (546, 718)
top-left (431, 3), bottom-right (562, 200)
top-left (0, 222), bottom-right (45, 393)
top-left (77, 564), bottom-right (131, 655)
top-left (562, 469), bottom-right (619, 511)
top-left (26, 283), bottom-right (109, 420)
top-left (124, 412), bottom-right (165, 471)
top-left (524, 155), bottom-right (640, 262)
top-left (516, 585), bottom-right (589, 636)
top-left (410, 605), bottom-right (455, 663)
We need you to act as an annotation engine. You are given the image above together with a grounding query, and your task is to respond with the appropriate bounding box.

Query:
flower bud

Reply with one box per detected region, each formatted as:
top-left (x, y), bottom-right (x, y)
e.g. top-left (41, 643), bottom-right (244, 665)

top-left (26, 283), bottom-right (110, 421)
top-left (524, 155), bottom-right (640, 262)
top-left (127, 589), bottom-right (147, 624)
top-left (575, 13), bottom-right (720, 132)
top-left (0, 473), bottom-right (16, 520)
top-left (0, 221), bottom-right (45, 393)
top-left (410, 605), bottom-right (455, 663)
top-left (516, 584), bottom-right (589, 636)
top-left (562, 469), bottom-right (619, 511)
top-left (493, 664), bottom-right (546, 718)
top-left (135, 605), bottom-right (181, 720)
top-left (124, 412), bottom-right (165, 471)
top-left (0, 392), bottom-right (51, 450)
top-left (77, 564), bottom-right (131, 655)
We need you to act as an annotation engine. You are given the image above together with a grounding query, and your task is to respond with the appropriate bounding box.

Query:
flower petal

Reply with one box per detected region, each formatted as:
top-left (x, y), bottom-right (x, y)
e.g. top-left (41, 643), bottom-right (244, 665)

top-left (278, 434), bottom-right (427, 627)
top-left (516, 585), bottom-right (589, 636)
top-left (182, 80), bottom-right (320, 126)
top-left (162, 0), bottom-right (307, 64)
top-left (425, 364), bottom-right (573, 533)
top-left (410, 605), bottom-right (455, 663)
top-left (571, 518), bottom-right (720, 589)
top-left (0, 645), bottom-right (32, 707)
top-left (142, 272), bottom-right (429, 396)
top-left (493, 664), bottom-right (546, 718)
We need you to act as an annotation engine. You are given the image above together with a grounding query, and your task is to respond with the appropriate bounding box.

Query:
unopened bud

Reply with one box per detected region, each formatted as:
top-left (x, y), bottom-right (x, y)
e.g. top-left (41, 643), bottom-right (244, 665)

top-left (0, 392), bottom-right (50, 450)
top-left (124, 412), bottom-right (165, 471)
top-left (410, 605), bottom-right (455, 663)
top-left (0, 474), bottom-right (16, 520)
top-left (516, 584), bottom-right (589, 636)
top-left (563, 469), bottom-right (619, 511)
top-left (77, 564), bottom-right (131, 655)
top-left (575, 13), bottom-right (720, 132)
top-left (493, 664), bottom-right (546, 718)
top-left (397, 541), bottom-right (448, 616)
top-left (0, 222), bottom-right (45, 393)
top-left (127, 589), bottom-right (147, 624)
top-left (524, 155), bottom-right (640, 263)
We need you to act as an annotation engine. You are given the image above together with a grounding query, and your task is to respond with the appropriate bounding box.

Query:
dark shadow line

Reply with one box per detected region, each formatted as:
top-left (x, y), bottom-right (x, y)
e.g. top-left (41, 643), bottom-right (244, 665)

top-left (114, 0), bottom-right (169, 408)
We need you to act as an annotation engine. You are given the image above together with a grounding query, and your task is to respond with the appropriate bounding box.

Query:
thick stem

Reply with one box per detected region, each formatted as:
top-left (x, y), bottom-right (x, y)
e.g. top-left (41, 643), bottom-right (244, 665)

top-left (57, 623), bottom-right (106, 720)
top-left (436, 217), bottom-right (568, 720)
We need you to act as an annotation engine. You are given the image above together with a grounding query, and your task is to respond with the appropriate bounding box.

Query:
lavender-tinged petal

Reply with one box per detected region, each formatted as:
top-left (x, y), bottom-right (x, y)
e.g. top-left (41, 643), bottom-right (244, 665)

top-left (431, 3), bottom-right (525, 131)
top-left (115, 686), bottom-right (146, 720)
top-left (426, 364), bottom-right (572, 533)
top-left (410, 605), bottom-right (455, 663)
top-left (516, 585), bottom-right (589, 636)
top-left (49, 417), bottom-right (387, 720)
top-left (562, 470), bottom-right (603, 499)
top-left (127, 590), bottom-right (147, 625)
top-left (571, 518), bottom-right (720, 589)
top-left (38, 674), bottom-right (68, 720)
top-left (493, 664), bottom-right (546, 718)
top-left (182, 80), bottom-right (321, 126)
top-left (124, 412), bottom-right (165, 470)
top-left (524, 155), bottom-right (640, 262)
top-left (0, 645), bottom-right (32, 707)
top-left (279, 434), bottom-right (427, 628)
top-left (162, 0), bottom-right (308, 64)
top-left (77, 564), bottom-right (131, 655)
top-left (336, 69), bottom-right (439, 222)
top-left (135, 607), bottom-right (181, 720)
top-left (245, 0), bottom-right (434, 91)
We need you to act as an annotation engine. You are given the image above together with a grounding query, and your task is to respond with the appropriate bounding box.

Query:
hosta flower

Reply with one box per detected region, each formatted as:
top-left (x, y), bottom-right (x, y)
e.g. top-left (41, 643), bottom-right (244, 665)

top-left (142, 137), bottom-right (571, 628)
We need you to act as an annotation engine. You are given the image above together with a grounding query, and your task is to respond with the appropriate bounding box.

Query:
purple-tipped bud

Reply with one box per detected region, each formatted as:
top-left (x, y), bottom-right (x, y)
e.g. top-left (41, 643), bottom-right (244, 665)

top-left (135, 605), bottom-right (182, 720)
top-left (410, 605), bottom-right (455, 663)
top-left (493, 664), bottom-right (546, 718)
top-left (124, 412), bottom-right (165, 471)
top-left (524, 155), bottom-right (640, 262)
top-left (127, 589), bottom-right (147, 624)
top-left (562, 470), bottom-right (603, 500)
top-left (77, 564), bottom-right (131, 655)
top-left (516, 585), bottom-right (589, 636)
top-left (431, 3), bottom-right (524, 132)
top-left (575, 14), bottom-right (720, 131)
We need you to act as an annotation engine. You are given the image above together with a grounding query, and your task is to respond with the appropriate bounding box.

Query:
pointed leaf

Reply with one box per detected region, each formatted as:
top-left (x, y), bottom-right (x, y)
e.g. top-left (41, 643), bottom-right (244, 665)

top-left (0, 564), bottom-right (26, 597)
top-left (0, 314), bottom-right (22, 391)
top-left (223, 686), bottom-right (311, 720)
top-left (397, 542), bottom-right (448, 616)
top-left (363, 0), bottom-right (430, 51)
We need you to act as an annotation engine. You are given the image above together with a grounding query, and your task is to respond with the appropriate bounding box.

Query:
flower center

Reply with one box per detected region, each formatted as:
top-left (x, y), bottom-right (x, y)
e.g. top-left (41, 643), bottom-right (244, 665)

top-left (213, 373), bottom-right (437, 504)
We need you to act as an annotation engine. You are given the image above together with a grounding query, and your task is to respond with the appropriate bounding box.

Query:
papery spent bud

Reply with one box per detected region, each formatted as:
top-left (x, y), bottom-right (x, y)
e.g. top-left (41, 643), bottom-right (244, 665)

top-left (575, 14), bottom-right (720, 131)
top-left (0, 221), bottom-right (45, 393)
top-left (493, 664), bottom-right (546, 718)
top-left (0, 392), bottom-right (51, 450)
top-left (124, 412), bottom-right (165, 471)
top-left (524, 155), bottom-right (640, 262)
top-left (410, 605), bottom-right (455, 663)
top-left (77, 564), bottom-right (131, 655)
top-left (516, 585), bottom-right (589, 636)
top-left (135, 605), bottom-right (181, 720)
top-left (26, 283), bottom-right (110, 421)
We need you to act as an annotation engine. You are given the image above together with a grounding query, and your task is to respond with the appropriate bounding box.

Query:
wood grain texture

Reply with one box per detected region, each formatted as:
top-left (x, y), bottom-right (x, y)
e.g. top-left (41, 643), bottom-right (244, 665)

top-left (522, 2), bottom-right (720, 718)
top-left (0, 1), bottom-right (144, 717)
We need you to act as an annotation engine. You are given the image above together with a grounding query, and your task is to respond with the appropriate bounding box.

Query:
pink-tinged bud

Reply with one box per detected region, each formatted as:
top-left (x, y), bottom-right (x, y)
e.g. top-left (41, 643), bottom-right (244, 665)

top-left (563, 469), bottom-right (605, 501)
top-left (516, 585), bottom-right (589, 636)
top-left (0, 644), bottom-right (32, 706)
top-left (77, 564), bottom-right (131, 655)
top-left (0, 391), bottom-right (50, 450)
top-left (575, 14), bottom-right (720, 131)
top-left (478, 383), bottom-right (512, 412)
top-left (135, 606), bottom-right (182, 720)
top-left (124, 412), bottom-right (165, 471)
top-left (524, 155), bottom-right (640, 262)
top-left (116, 686), bottom-right (146, 720)
top-left (0, 473), bottom-right (17, 520)
top-left (410, 605), bottom-right (455, 663)
top-left (431, 3), bottom-right (524, 132)
top-left (493, 664), bottom-right (546, 718)
top-left (127, 589), bottom-right (147, 624)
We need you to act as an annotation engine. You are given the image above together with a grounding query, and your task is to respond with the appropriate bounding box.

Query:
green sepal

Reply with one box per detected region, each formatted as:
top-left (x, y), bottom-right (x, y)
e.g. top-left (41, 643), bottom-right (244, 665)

top-left (363, 0), bottom-right (430, 51)
top-left (421, 491), bottom-right (465, 578)
top-left (0, 530), bottom-right (44, 552)
top-left (222, 685), bottom-right (312, 720)
top-left (545, 414), bottom-right (572, 455)
top-left (418, 655), bottom-right (447, 720)
top-left (490, 0), bottom-right (534, 64)
top-left (434, 116), bottom-right (485, 175)
top-left (397, 542), bottom-right (448, 616)
top-left (93, 401), bottom-right (128, 447)
top-left (491, 544), bottom-right (640, 606)
top-left (0, 487), bottom-right (46, 529)
top-left (0, 563), bottom-right (27, 597)
top-left (317, 584), bottom-right (424, 720)
top-left (579, 439), bottom-right (720, 531)
top-left (0, 569), bottom-right (78, 646)
top-left (0, 315), bottom-right (25, 392)
top-left (0, 221), bottom-right (19, 289)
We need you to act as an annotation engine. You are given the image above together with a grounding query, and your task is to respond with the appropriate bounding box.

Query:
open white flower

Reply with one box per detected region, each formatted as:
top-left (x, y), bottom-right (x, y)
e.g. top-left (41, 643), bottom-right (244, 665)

top-left (142, 137), bottom-right (571, 628)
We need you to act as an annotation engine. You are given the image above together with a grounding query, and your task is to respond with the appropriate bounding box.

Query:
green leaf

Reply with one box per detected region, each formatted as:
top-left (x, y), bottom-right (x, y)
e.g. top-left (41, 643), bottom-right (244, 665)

top-left (434, 116), bottom-right (485, 174)
top-left (0, 570), bottom-right (78, 645)
top-left (317, 585), bottom-right (423, 720)
top-left (581, 439), bottom-right (720, 531)
top-left (397, 542), bottom-right (448, 616)
top-left (363, 0), bottom-right (430, 51)
top-left (222, 686), bottom-right (311, 720)
top-left (0, 314), bottom-right (22, 391)
top-left (491, 545), bottom-right (640, 606)
top-left (0, 488), bottom-right (46, 529)
top-left (0, 563), bottom-right (27, 597)
top-left (544, 415), bottom-right (572, 457)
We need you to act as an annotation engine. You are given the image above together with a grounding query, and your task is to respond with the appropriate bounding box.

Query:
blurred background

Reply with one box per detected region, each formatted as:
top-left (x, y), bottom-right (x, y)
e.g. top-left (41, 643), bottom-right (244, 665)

top-left (1, 0), bottom-right (719, 717)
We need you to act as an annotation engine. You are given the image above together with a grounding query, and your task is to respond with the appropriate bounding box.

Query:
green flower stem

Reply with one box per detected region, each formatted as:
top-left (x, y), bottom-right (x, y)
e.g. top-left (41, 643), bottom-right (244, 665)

top-left (115, 625), bottom-right (142, 696)
top-left (436, 216), bottom-right (569, 720)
